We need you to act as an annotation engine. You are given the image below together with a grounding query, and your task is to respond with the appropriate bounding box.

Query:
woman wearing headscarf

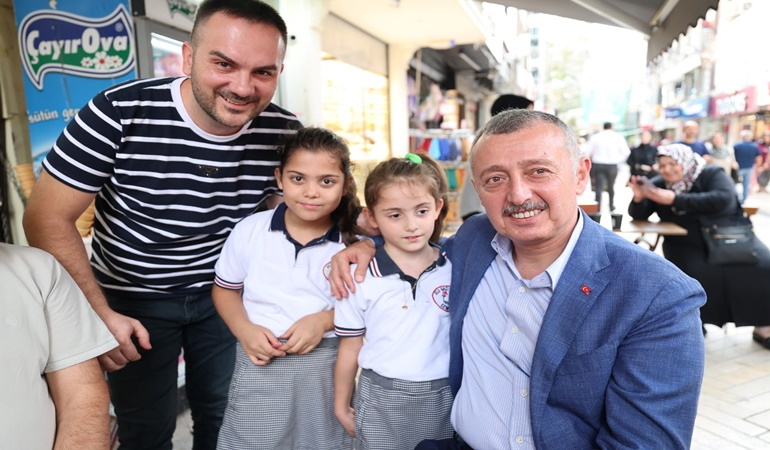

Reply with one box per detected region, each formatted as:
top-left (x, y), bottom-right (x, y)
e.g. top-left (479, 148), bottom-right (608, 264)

top-left (628, 143), bottom-right (770, 348)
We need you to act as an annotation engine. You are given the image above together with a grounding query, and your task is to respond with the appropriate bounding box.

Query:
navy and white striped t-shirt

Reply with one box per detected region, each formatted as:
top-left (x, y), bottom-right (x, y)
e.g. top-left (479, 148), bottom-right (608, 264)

top-left (43, 77), bottom-right (301, 298)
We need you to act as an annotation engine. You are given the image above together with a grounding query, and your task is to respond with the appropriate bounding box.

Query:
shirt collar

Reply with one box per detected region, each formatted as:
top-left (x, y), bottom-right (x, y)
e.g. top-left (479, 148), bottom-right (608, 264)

top-left (268, 203), bottom-right (342, 244)
top-left (368, 242), bottom-right (447, 278)
top-left (490, 210), bottom-right (584, 290)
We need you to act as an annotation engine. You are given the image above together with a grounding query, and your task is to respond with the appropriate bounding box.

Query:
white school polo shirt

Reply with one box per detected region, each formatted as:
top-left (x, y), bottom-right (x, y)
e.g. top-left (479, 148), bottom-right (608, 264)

top-left (334, 244), bottom-right (451, 381)
top-left (214, 203), bottom-right (344, 338)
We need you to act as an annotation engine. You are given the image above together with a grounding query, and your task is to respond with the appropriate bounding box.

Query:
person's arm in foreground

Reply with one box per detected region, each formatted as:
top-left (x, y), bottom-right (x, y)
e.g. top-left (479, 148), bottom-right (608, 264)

top-left (334, 336), bottom-right (363, 437)
top-left (23, 172), bottom-right (150, 371)
top-left (211, 285), bottom-right (285, 364)
top-left (47, 358), bottom-right (111, 449)
top-left (597, 274), bottom-right (705, 449)
top-left (328, 240), bottom-right (376, 299)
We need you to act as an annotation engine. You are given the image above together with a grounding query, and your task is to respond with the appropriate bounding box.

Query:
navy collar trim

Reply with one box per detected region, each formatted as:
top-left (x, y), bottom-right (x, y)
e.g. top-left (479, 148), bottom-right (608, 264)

top-left (368, 242), bottom-right (447, 279)
top-left (269, 203), bottom-right (342, 245)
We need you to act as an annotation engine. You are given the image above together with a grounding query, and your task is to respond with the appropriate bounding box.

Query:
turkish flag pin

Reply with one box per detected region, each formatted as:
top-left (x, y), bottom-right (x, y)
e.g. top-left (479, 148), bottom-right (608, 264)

top-left (581, 284), bottom-right (591, 295)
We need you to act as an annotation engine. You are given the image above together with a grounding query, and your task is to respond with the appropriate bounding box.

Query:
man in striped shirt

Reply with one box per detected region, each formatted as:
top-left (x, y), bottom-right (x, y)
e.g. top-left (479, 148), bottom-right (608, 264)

top-left (22, 1), bottom-right (300, 448)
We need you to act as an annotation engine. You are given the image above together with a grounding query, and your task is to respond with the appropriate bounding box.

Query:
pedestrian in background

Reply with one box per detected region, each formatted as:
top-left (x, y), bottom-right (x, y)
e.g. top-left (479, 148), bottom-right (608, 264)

top-left (734, 130), bottom-right (762, 204)
top-left (678, 120), bottom-right (713, 163)
top-left (586, 122), bottom-right (630, 212)
top-left (756, 130), bottom-right (770, 193)
top-left (707, 131), bottom-right (738, 182)
top-left (627, 130), bottom-right (658, 178)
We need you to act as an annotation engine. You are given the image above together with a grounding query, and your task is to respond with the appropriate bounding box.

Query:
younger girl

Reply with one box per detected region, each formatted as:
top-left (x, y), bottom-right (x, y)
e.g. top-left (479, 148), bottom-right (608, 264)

top-left (213, 127), bottom-right (360, 449)
top-left (334, 152), bottom-right (452, 450)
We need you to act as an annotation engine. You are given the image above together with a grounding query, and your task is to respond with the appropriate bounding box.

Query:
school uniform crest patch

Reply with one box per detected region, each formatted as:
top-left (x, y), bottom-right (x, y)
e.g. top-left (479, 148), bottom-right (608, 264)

top-left (432, 285), bottom-right (450, 312)
top-left (323, 261), bottom-right (332, 280)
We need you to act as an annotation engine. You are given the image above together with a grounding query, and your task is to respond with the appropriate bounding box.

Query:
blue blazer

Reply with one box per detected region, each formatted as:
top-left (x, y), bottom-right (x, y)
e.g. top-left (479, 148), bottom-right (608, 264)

top-left (445, 211), bottom-right (706, 449)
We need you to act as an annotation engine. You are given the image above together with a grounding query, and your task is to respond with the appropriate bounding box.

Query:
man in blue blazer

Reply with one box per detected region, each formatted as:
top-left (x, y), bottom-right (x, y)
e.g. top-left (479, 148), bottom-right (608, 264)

top-left (331, 110), bottom-right (705, 449)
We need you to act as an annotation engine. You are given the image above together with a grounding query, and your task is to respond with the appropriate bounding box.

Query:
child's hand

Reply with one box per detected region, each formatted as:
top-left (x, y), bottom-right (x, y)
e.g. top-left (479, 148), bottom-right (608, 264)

top-left (335, 405), bottom-right (356, 437)
top-left (240, 324), bottom-right (286, 365)
top-left (278, 310), bottom-right (331, 354)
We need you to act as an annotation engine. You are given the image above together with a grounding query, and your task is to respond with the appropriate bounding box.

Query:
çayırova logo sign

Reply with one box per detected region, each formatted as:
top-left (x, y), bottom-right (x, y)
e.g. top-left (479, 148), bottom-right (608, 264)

top-left (18, 4), bottom-right (135, 90)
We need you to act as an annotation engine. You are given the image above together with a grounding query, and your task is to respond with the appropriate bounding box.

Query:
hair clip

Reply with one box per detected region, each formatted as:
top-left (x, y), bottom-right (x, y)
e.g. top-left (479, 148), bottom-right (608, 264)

top-left (404, 153), bottom-right (423, 164)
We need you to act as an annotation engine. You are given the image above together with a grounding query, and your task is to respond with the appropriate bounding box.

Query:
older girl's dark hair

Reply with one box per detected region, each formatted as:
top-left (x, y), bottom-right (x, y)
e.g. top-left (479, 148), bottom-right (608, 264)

top-left (364, 153), bottom-right (448, 243)
top-left (278, 127), bottom-right (362, 245)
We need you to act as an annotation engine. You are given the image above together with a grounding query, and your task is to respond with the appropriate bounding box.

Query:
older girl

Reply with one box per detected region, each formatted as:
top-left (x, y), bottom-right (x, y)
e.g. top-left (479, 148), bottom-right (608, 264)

top-left (213, 127), bottom-right (360, 449)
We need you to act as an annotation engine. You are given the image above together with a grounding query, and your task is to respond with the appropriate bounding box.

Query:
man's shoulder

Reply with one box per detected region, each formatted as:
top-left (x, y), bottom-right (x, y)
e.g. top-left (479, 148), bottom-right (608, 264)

top-left (455, 215), bottom-right (495, 240)
top-left (252, 103), bottom-right (302, 127)
top-left (0, 244), bottom-right (56, 270)
top-left (100, 76), bottom-right (178, 101)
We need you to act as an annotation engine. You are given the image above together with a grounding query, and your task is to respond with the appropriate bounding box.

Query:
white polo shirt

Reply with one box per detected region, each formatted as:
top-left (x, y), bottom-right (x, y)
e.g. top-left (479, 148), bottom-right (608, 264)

top-left (215, 203), bottom-right (344, 338)
top-left (334, 245), bottom-right (451, 381)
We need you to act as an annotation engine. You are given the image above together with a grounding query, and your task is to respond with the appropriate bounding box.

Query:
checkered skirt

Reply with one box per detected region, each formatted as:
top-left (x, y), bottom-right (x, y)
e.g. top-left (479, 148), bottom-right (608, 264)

top-left (354, 369), bottom-right (453, 450)
top-left (217, 340), bottom-right (351, 450)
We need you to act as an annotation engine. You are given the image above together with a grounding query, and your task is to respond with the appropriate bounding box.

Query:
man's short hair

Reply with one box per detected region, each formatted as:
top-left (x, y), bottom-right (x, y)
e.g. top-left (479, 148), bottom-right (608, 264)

top-left (740, 129), bottom-right (754, 140)
top-left (191, 0), bottom-right (288, 50)
top-left (603, 122), bottom-right (613, 130)
top-left (471, 109), bottom-right (581, 173)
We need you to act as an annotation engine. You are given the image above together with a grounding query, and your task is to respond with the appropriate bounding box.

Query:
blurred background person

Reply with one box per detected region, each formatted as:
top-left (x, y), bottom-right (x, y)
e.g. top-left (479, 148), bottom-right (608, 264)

top-left (734, 130), bottom-right (762, 204)
top-left (628, 143), bottom-right (770, 348)
top-left (757, 130), bottom-right (770, 193)
top-left (627, 130), bottom-right (658, 178)
top-left (678, 120), bottom-right (712, 163)
top-left (707, 131), bottom-right (738, 183)
top-left (586, 122), bottom-right (630, 212)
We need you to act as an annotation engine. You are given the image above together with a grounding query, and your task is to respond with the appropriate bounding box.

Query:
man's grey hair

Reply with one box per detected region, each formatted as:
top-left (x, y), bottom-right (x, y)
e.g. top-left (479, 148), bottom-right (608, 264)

top-left (470, 109), bottom-right (582, 173)
top-left (740, 129), bottom-right (753, 141)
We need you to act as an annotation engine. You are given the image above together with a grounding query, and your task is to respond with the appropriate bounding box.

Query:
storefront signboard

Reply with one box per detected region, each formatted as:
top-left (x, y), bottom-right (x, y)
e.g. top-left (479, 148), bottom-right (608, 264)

top-left (13, 0), bottom-right (136, 176)
top-left (711, 86), bottom-right (757, 118)
top-left (664, 107), bottom-right (682, 119)
top-left (680, 97), bottom-right (710, 119)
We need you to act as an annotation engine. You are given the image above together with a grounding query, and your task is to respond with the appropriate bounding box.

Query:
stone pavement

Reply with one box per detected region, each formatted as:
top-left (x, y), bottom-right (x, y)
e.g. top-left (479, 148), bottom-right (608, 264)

top-left (168, 167), bottom-right (770, 449)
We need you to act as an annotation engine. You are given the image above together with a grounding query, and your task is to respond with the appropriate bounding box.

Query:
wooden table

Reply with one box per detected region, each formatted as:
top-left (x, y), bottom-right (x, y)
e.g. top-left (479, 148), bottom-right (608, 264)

top-left (616, 220), bottom-right (688, 251)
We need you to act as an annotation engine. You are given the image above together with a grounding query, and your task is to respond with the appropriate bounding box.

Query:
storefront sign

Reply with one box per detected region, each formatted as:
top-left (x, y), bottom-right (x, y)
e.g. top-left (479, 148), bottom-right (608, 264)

top-left (13, 0), bottom-right (136, 176)
top-left (680, 97), bottom-right (710, 118)
top-left (18, 5), bottom-right (134, 90)
top-left (664, 107), bottom-right (682, 119)
top-left (711, 86), bottom-right (757, 117)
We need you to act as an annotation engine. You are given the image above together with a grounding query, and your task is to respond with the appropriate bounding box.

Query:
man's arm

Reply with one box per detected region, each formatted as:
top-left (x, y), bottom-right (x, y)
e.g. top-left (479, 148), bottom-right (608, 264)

top-left (46, 358), bottom-right (111, 449)
top-left (597, 274), bottom-right (705, 449)
top-left (23, 171), bottom-right (150, 371)
top-left (328, 239), bottom-right (376, 299)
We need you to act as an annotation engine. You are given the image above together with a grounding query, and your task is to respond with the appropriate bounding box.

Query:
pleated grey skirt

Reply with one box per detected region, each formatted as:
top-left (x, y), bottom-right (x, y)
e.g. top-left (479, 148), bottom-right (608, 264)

top-left (217, 339), bottom-right (351, 450)
top-left (354, 369), bottom-right (453, 450)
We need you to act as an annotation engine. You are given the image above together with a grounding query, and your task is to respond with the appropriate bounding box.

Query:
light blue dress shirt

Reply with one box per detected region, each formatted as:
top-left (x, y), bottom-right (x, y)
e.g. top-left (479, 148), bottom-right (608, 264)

top-left (451, 214), bottom-right (584, 449)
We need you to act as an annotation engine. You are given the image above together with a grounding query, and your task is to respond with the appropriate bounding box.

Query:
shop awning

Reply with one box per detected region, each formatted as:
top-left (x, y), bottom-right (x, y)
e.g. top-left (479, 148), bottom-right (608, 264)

top-left (485, 0), bottom-right (719, 62)
top-left (328, 0), bottom-right (486, 48)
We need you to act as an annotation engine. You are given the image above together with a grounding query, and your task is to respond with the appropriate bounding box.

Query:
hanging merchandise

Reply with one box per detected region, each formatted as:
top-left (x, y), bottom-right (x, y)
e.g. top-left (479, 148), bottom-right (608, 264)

top-left (408, 129), bottom-right (474, 232)
top-left (428, 138), bottom-right (442, 160)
